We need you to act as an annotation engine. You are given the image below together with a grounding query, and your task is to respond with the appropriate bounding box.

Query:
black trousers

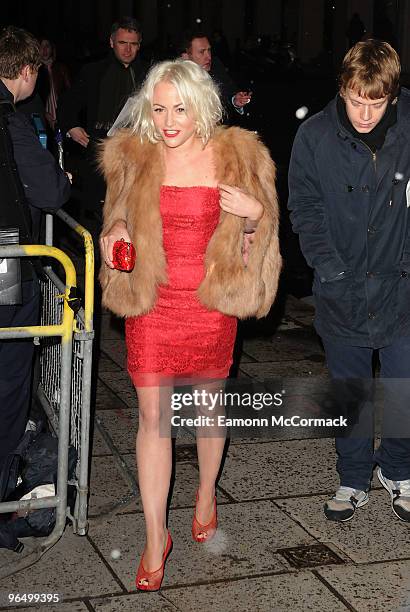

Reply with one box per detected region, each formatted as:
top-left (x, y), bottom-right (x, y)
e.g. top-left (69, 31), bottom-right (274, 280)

top-left (323, 336), bottom-right (410, 490)
top-left (0, 279), bottom-right (39, 471)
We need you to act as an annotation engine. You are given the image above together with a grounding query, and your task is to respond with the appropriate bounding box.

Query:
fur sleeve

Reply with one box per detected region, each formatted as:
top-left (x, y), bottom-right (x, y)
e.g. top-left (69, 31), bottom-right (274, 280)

top-left (97, 131), bottom-right (140, 317)
top-left (247, 134), bottom-right (282, 317)
top-left (97, 131), bottom-right (166, 318)
top-left (98, 130), bottom-right (136, 234)
top-left (199, 127), bottom-right (282, 319)
top-left (236, 131), bottom-right (282, 317)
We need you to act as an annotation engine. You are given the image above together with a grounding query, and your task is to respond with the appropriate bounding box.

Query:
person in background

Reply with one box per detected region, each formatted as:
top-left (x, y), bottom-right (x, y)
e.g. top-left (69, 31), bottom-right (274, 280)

top-left (37, 38), bottom-right (71, 131)
top-left (57, 16), bottom-right (147, 242)
top-left (0, 26), bottom-right (70, 472)
top-left (179, 30), bottom-right (251, 124)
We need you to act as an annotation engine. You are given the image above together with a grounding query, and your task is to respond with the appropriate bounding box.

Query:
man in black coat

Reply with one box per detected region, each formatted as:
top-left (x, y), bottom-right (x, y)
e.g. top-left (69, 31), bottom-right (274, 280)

top-left (57, 17), bottom-right (147, 237)
top-left (0, 27), bottom-right (70, 471)
top-left (288, 40), bottom-right (410, 523)
top-left (179, 31), bottom-right (252, 125)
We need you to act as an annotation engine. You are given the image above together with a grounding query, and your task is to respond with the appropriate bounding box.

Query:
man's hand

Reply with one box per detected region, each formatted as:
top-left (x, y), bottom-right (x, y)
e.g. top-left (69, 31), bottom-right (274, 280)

top-left (233, 91), bottom-right (252, 108)
top-left (100, 220), bottom-right (131, 269)
top-left (68, 126), bottom-right (90, 147)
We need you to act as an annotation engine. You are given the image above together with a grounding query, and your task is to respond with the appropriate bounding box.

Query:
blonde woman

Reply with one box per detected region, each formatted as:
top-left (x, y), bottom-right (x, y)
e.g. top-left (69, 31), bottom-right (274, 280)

top-left (99, 59), bottom-right (281, 591)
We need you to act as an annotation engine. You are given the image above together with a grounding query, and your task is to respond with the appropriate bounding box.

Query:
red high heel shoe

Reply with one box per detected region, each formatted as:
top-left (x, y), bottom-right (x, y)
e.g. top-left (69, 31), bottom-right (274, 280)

top-left (136, 531), bottom-right (173, 592)
top-left (192, 490), bottom-right (217, 542)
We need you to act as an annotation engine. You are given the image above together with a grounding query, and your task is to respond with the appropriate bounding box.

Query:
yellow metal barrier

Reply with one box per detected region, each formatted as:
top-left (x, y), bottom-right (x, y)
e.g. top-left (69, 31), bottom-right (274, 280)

top-left (54, 210), bottom-right (94, 333)
top-left (0, 244), bottom-right (76, 342)
top-left (0, 206), bottom-right (95, 578)
top-left (0, 243), bottom-right (78, 576)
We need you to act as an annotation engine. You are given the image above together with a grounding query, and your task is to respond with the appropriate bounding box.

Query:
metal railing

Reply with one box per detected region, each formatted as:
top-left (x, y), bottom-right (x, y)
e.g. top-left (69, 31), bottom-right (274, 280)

top-left (44, 210), bottom-right (94, 536)
top-left (0, 212), bottom-right (94, 577)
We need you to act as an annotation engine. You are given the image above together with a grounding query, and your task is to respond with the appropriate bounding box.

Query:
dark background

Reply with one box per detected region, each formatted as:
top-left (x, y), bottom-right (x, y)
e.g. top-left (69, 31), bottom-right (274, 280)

top-left (2, 0), bottom-right (409, 299)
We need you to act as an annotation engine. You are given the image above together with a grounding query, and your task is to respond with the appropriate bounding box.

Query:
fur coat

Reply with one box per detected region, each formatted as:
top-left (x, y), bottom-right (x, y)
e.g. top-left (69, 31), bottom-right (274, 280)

top-left (99, 125), bottom-right (281, 319)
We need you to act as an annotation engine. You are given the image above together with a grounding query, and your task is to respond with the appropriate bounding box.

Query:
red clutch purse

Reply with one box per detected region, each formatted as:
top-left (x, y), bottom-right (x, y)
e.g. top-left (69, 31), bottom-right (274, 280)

top-left (112, 239), bottom-right (136, 272)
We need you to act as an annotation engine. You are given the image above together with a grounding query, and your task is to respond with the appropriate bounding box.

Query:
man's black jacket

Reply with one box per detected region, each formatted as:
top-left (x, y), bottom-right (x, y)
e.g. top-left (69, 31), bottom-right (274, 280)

top-left (210, 57), bottom-right (243, 125)
top-left (288, 89), bottom-right (410, 347)
top-left (0, 80), bottom-right (70, 245)
top-left (57, 53), bottom-right (148, 136)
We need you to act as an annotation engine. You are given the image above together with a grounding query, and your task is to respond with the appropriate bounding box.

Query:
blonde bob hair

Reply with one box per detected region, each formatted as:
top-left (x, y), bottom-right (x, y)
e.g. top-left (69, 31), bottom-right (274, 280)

top-left (127, 59), bottom-right (223, 144)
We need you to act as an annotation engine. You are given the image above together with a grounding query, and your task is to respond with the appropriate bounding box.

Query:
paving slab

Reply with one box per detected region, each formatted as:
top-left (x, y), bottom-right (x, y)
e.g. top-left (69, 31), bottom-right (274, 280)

top-left (276, 317), bottom-right (304, 330)
top-left (99, 315), bottom-right (125, 340)
top-left (0, 530), bottom-right (121, 600)
top-left (285, 294), bottom-right (315, 324)
top-left (317, 559), bottom-right (410, 612)
top-left (89, 457), bottom-right (229, 516)
top-left (97, 352), bottom-right (123, 373)
top-left (123, 457), bottom-right (229, 508)
top-left (88, 500), bottom-right (314, 589)
top-left (6, 602), bottom-right (88, 612)
top-left (237, 351), bottom-right (256, 364)
top-left (272, 377), bottom-right (332, 396)
top-left (165, 571), bottom-right (349, 612)
top-left (287, 313), bottom-right (316, 327)
top-left (242, 331), bottom-right (323, 363)
top-left (92, 425), bottom-right (115, 456)
top-left (98, 371), bottom-right (137, 407)
top-left (276, 490), bottom-right (410, 563)
top-left (236, 368), bottom-right (252, 379)
top-left (172, 428), bottom-right (197, 445)
top-left (219, 439), bottom-right (339, 499)
top-left (240, 361), bottom-right (328, 380)
top-left (91, 592), bottom-right (179, 611)
top-left (226, 374), bottom-right (331, 397)
top-left (88, 454), bottom-right (137, 516)
top-left (286, 294), bottom-right (315, 312)
top-left (93, 408), bottom-right (137, 455)
top-left (99, 339), bottom-right (127, 370)
top-left (95, 380), bottom-right (129, 411)
top-left (99, 455), bottom-right (229, 513)
top-left (93, 417), bottom-right (196, 463)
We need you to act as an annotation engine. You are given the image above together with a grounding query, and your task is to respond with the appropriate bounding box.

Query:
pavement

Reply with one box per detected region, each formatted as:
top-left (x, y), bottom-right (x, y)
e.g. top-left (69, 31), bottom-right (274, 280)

top-left (1, 292), bottom-right (410, 612)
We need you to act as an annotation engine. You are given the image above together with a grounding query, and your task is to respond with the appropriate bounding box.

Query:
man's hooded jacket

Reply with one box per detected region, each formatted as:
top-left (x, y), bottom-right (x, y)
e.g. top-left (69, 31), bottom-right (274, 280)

top-left (288, 88), bottom-right (410, 347)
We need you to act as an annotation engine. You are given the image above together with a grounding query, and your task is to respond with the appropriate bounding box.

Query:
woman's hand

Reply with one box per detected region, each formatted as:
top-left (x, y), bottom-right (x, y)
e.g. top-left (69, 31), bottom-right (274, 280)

top-left (100, 219), bottom-right (131, 269)
top-left (218, 184), bottom-right (263, 222)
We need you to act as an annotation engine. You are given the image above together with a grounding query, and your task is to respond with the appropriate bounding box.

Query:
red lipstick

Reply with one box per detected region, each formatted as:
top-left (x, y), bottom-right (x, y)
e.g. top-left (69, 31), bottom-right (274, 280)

top-left (163, 130), bottom-right (180, 138)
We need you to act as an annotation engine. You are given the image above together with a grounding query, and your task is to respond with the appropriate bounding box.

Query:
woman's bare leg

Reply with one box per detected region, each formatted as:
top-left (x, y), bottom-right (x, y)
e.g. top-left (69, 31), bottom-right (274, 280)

top-left (195, 380), bottom-right (226, 532)
top-left (136, 385), bottom-right (172, 572)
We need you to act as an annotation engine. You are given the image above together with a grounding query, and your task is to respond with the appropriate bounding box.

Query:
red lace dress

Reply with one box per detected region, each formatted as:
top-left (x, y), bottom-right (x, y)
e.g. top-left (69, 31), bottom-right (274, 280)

top-left (125, 186), bottom-right (238, 386)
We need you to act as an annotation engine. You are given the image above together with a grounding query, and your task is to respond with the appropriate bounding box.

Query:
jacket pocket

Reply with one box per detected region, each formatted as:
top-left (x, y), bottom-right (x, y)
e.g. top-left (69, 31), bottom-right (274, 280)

top-left (315, 272), bottom-right (353, 328)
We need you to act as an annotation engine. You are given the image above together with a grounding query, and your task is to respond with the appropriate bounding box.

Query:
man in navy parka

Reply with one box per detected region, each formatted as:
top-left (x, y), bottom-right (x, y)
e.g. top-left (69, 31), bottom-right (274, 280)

top-left (288, 40), bottom-right (410, 522)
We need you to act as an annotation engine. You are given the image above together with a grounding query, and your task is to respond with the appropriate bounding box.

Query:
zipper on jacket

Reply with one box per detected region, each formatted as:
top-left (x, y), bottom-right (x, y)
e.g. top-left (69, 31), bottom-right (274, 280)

top-left (360, 140), bottom-right (377, 171)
